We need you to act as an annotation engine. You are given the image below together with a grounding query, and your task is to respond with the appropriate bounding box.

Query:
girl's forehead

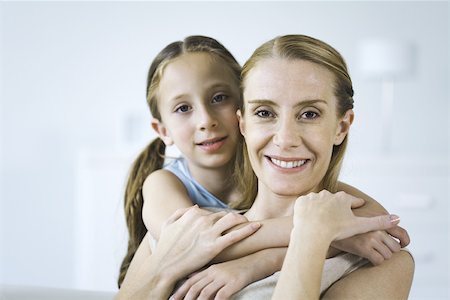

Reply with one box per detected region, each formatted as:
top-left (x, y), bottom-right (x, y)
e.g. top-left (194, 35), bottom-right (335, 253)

top-left (157, 52), bottom-right (240, 102)
top-left (162, 52), bottom-right (237, 84)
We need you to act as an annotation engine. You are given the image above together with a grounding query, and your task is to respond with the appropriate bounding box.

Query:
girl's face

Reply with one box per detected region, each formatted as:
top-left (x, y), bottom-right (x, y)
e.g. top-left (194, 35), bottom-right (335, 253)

top-left (239, 58), bottom-right (353, 197)
top-left (153, 52), bottom-right (241, 170)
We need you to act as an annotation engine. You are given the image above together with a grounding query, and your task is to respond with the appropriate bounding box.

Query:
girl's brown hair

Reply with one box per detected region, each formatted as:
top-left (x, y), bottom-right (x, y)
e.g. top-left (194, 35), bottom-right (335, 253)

top-left (118, 35), bottom-right (242, 287)
top-left (237, 34), bottom-right (354, 201)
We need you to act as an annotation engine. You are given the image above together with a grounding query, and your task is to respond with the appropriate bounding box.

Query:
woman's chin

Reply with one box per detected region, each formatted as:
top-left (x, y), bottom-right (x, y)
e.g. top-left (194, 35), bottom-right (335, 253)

top-left (269, 185), bottom-right (312, 198)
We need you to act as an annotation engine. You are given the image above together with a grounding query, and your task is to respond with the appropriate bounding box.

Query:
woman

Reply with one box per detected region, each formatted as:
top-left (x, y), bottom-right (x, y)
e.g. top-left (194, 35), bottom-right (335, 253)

top-left (118, 34), bottom-right (414, 299)
top-left (234, 34), bottom-right (414, 299)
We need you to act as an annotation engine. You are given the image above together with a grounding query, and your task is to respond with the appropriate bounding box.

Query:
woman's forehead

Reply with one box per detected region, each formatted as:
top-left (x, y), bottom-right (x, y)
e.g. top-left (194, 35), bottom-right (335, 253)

top-left (243, 57), bottom-right (336, 103)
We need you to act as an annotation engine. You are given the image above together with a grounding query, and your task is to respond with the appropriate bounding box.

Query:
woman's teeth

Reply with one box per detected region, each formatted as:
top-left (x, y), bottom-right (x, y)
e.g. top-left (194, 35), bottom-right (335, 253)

top-left (270, 158), bottom-right (306, 169)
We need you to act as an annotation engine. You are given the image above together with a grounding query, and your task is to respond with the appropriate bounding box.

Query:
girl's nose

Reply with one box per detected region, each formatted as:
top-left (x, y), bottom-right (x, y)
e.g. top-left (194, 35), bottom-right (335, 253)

top-left (197, 107), bottom-right (218, 131)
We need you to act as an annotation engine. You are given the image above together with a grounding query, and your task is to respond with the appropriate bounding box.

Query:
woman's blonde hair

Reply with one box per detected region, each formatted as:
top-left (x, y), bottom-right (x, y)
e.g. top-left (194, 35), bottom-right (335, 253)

top-left (237, 34), bottom-right (354, 203)
top-left (118, 35), bottom-right (242, 287)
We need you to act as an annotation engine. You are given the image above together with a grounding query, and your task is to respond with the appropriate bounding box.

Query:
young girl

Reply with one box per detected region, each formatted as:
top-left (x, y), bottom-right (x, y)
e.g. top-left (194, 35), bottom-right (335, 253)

top-left (118, 35), bottom-right (409, 289)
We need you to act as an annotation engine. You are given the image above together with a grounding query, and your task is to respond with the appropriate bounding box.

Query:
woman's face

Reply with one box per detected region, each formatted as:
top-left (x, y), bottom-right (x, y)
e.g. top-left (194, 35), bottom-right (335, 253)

top-left (239, 57), bottom-right (353, 197)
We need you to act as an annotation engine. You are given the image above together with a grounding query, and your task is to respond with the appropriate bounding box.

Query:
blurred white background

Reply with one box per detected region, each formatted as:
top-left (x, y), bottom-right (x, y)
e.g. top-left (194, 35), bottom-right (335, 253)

top-left (0, 1), bottom-right (448, 299)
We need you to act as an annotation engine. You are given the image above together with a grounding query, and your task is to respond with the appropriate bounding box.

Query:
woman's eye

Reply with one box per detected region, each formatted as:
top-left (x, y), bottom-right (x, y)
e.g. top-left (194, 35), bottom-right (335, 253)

top-left (175, 104), bottom-right (191, 113)
top-left (255, 110), bottom-right (274, 118)
top-left (301, 111), bottom-right (319, 119)
top-left (212, 94), bottom-right (227, 103)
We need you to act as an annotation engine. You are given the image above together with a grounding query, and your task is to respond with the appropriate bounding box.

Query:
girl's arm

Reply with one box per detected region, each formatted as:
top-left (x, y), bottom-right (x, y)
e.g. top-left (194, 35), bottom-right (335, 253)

top-left (116, 207), bottom-right (261, 300)
top-left (143, 172), bottom-right (408, 266)
top-left (212, 183), bottom-right (409, 264)
top-left (172, 248), bottom-right (287, 300)
top-left (142, 169), bottom-right (201, 240)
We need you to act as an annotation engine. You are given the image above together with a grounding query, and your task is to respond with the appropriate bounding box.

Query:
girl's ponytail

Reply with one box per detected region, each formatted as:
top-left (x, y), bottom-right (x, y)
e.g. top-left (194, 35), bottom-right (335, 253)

top-left (117, 137), bottom-right (165, 287)
top-left (118, 35), bottom-right (242, 287)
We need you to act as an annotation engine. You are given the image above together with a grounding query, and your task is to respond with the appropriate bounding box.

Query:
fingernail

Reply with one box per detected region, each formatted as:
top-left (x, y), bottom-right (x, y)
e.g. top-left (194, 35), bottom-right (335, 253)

top-left (251, 222), bottom-right (261, 229)
top-left (389, 215), bottom-right (400, 223)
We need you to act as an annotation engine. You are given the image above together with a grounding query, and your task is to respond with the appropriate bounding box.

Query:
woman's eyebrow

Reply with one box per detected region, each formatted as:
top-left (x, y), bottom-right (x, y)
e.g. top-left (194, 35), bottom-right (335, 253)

top-left (246, 99), bottom-right (278, 106)
top-left (294, 99), bottom-right (328, 108)
top-left (247, 99), bottom-right (327, 107)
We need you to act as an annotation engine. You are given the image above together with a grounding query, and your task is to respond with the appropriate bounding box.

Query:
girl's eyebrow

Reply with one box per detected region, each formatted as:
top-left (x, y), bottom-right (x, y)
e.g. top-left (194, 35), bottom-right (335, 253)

top-left (247, 99), bottom-right (328, 108)
top-left (169, 83), bottom-right (235, 102)
top-left (169, 93), bottom-right (189, 103)
top-left (208, 82), bottom-right (235, 91)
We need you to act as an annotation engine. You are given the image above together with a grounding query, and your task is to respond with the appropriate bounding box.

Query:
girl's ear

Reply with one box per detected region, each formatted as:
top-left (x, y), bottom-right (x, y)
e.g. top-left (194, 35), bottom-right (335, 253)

top-left (334, 109), bottom-right (354, 145)
top-left (151, 119), bottom-right (174, 146)
top-left (236, 109), bottom-right (246, 137)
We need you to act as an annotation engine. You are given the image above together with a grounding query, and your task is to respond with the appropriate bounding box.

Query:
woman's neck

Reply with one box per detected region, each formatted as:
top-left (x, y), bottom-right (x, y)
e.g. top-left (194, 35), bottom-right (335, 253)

top-left (187, 161), bottom-right (239, 205)
top-left (245, 182), bottom-right (298, 221)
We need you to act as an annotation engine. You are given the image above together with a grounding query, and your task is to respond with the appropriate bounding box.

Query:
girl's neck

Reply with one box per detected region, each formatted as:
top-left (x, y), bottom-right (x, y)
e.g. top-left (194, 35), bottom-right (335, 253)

top-left (187, 160), bottom-right (239, 205)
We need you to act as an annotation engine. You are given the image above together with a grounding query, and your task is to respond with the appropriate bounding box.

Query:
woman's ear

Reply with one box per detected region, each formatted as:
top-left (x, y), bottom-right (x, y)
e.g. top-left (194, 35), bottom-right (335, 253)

top-left (334, 110), bottom-right (354, 145)
top-left (151, 119), bottom-right (174, 146)
top-left (236, 109), bottom-right (246, 137)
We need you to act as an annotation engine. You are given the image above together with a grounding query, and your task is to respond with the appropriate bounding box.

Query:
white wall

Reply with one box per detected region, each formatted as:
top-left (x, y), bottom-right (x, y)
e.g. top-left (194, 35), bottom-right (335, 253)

top-left (0, 1), bottom-right (448, 298)
top-left (0, 2), bottom-right (4, 284)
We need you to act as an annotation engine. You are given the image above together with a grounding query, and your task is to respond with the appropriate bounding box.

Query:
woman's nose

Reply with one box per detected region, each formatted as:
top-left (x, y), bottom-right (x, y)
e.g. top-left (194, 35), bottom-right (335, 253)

top-left (273, 118), bottom-right (301, 149)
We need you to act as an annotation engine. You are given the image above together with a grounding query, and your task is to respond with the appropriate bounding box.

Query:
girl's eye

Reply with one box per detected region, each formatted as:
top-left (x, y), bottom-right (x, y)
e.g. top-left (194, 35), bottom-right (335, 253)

top-left (175, 104), bottom-right (191, 113)
top-left (255, 109), bottom-right (274, 118)
top-left (300, 111), bottom-right (319, 119)
top-left (212, 94), bottom-right (228, 103)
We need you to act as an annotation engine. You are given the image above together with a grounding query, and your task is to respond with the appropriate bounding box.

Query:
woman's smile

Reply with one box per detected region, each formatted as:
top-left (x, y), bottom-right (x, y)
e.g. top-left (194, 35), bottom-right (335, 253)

top-left (265, 155), bottom-right (310, 172)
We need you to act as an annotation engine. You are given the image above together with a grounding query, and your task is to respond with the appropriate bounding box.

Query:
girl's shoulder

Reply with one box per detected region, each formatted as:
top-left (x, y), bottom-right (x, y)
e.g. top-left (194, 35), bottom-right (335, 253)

top-left (143, 169), bottom-right (187, 195)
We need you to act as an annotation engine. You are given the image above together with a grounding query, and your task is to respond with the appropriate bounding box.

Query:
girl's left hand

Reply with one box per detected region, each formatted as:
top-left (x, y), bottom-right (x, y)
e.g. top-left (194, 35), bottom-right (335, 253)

top-left (331, 230), bottom-right (401, 265)
top-left (172, 259), bottom-right (252, 300)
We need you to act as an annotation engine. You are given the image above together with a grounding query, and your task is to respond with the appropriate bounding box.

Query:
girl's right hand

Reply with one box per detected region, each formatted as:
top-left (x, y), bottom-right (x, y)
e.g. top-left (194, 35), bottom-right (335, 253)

top-left (153, 206), bottom-right (261, 280)
top-left (293, 190), bottom-right (400, 243)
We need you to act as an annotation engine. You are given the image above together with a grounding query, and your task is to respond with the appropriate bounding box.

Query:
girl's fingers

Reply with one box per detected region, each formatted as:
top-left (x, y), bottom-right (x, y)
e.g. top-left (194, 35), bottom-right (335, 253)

top-left (212, 212), bottom-right (247, 235)
top-left (197, 281), bottom-right (224, 300)
top-left (207, 211), bottom-right (231, 224)
top-left (163, 206), bottom-right (196, 227)
top-left (216, 222), bottom-right (261, 249)
top-left (383, 233), bottom-right (402, 253)
top-left (386, 225), bottom-right (410, 247)
top-left (373, 241), bottom-right (393, 260)
top-left (368, 250), bottom-right (386, 266)
top-left (184, 277), bottom-right (213, 300)
top-left (173, 272), bottom-right (204, 299)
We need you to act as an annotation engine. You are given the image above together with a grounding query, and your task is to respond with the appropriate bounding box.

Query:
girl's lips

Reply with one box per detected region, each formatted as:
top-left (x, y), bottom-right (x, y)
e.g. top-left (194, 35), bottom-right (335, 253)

top-left (197, 137), bottom-right (227, 152)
